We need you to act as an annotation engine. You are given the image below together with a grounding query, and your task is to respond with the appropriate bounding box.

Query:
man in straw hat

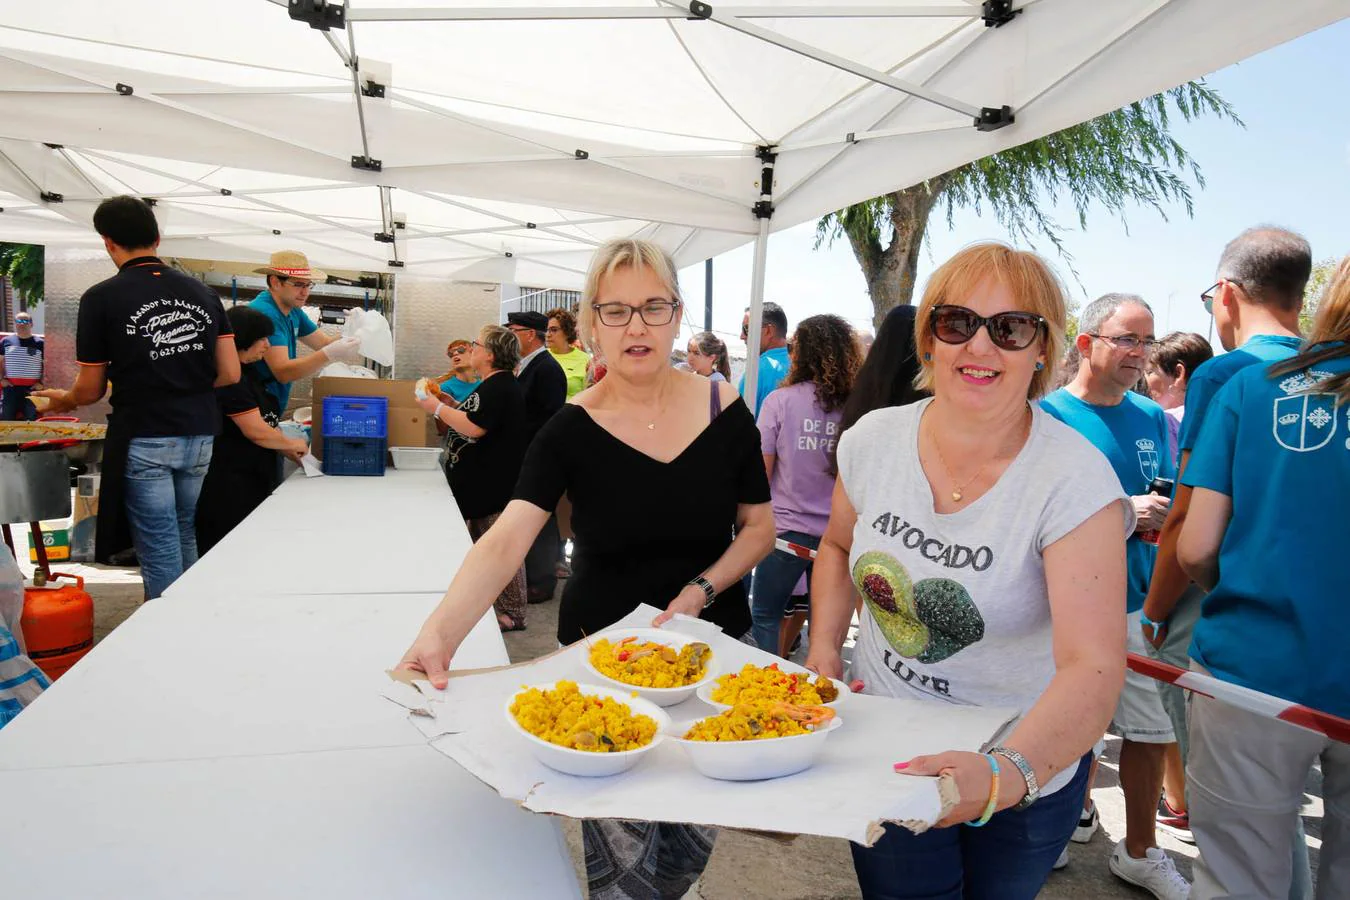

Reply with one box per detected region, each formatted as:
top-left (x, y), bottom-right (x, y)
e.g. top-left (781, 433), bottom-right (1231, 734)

top-left (248, 250), bottom-right (362, 412)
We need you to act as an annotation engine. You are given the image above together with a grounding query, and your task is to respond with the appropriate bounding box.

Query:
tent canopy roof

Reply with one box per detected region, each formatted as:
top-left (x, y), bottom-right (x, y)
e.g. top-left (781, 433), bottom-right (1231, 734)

top-left (1, 1), bottom-right (1343, 286)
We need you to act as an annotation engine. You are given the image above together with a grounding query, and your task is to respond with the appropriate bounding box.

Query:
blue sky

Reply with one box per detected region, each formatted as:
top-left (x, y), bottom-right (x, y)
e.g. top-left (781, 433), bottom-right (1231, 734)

top-left (677, 16), bottom-right (1350, 354)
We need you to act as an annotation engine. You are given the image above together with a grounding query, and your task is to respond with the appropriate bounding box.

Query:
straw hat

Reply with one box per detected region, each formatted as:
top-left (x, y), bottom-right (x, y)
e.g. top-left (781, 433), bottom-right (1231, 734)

top-left (254, 250), bottom-right (326, 283)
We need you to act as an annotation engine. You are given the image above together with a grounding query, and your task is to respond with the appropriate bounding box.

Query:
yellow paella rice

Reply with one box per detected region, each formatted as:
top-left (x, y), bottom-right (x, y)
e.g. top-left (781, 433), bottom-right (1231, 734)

top-left (710, 662), bottom-right (839, 706)
top-left (509, 680), bottom-right (657, 753)
top-left (587, 636), bottom-right (711, 688)
top-left (682, 700), bottom-right (835, 742)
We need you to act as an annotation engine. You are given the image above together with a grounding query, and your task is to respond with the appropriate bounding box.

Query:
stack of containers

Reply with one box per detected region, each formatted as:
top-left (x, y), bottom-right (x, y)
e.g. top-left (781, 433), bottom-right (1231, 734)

top-left (321, 396), bottom-right (389, 476)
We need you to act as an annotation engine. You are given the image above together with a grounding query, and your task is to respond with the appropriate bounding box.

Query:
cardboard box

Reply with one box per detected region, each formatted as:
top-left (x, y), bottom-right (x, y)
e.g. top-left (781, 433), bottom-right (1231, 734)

top-left (311, 377), bottom-right (432, 459)
top-left (29, 520), bottom-right (71, 563)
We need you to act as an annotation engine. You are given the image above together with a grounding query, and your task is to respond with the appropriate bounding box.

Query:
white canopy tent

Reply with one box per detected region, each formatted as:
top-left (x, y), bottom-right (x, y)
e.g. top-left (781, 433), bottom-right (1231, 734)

top-left (1, 0), bottom-right (1344, 397)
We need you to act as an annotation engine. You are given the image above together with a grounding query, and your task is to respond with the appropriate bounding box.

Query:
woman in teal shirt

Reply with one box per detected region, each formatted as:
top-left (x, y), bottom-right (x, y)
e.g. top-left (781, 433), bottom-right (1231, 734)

top-left (436, 338), bottom-right (481, 405)
top-left (1178, 254), bottom-right (1350, 900)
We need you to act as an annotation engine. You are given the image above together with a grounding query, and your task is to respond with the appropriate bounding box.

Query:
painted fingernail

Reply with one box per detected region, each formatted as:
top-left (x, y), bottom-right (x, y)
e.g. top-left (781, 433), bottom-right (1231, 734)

top-left (893, 762), bottom-right (909, 771)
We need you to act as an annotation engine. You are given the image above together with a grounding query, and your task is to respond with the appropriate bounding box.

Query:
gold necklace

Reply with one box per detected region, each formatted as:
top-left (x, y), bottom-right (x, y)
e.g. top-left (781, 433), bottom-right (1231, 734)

top-left (929, 406), bottom-right (1030, 503)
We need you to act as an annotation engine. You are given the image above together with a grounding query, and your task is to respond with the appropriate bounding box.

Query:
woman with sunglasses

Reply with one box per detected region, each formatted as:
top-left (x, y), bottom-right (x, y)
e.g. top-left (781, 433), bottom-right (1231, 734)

top-left (805, 242), bottom-right (1132, 900)
top-left (434, 339), bottom-right (482, 406)
top-left (398, 239), bottom-right (774, 899)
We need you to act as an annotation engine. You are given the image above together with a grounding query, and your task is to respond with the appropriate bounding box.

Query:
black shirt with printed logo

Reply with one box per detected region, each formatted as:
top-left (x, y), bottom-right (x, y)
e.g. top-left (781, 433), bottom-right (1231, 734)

top-left (75, 256), bottom-right (232, 437)
top-left (443, 370), bottom-right (528, 521)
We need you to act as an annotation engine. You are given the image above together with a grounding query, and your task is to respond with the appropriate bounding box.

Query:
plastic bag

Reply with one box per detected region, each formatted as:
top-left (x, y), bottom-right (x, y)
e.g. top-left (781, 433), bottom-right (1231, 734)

top-left (342, 307), bottom-right (395, 367)
top-left (318, 362), bottom-right (377, 379)
top-left (1, 546), bottom-right (49, 728)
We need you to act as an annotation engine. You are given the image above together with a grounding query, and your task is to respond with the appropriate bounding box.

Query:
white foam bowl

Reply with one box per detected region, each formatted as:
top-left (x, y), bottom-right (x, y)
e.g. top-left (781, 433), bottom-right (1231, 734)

top-left (696, 664), bottom-right (849, 712)
top-left (504, 681), bottom-right (671, 777)
top-left (670, 715), bottom-right (843, 781)
top-left (580, 627), bottom-right (718, 708)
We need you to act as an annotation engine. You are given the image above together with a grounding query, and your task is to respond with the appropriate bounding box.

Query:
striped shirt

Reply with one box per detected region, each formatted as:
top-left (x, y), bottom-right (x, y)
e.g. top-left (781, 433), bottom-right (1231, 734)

top-left (0, 622), bottom-right (49, 729)
top-left (1, 334), bottom-right (44, 385)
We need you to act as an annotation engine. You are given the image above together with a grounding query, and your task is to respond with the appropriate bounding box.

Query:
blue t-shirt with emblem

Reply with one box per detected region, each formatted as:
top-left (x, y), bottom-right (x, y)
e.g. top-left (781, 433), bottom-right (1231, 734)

top-left (1041, 388), bottom-right (1175, 613)
top-left (248, 290), bottom-right (318, 412)
top-left (1178, 334), bottom-right (1303, 453)
top-left (1181, 347), bottom-right (1350, 717)
top-left (739, 345), bottom-right (791, 418)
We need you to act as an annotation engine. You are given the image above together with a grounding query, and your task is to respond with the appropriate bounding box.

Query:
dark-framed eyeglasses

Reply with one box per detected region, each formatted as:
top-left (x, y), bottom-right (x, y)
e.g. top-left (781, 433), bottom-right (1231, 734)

top-left (1200, 281), bottom-right (1222, 315)
top-left (545, 326), bottom-right (562, 334)
top-left (929, 304), bottom-right (1046, 351)
top-left (279, 277), bottom-right (314, 291)
top-left (595, 299), bottom-right (680, 328)
top-left (1086, 333), bottom-right (1159, 352)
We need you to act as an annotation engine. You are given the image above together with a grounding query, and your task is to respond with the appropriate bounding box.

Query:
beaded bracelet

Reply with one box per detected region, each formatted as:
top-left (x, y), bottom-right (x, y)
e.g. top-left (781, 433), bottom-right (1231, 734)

top-left (965, 753), bottom-right (1000, 828)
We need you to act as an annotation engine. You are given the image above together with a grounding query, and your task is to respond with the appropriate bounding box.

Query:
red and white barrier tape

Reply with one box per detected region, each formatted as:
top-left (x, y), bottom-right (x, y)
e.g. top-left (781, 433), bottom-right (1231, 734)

top-left (775, 538), bottom-right (818, 560)
top-left (771, 538), bottom-right (1349, 743)
top-left (1127, 653), bottom-right (1350, 744)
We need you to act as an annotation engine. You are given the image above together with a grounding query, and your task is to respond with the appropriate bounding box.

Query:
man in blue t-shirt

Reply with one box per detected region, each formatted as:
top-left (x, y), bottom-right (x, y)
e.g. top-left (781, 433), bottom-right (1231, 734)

top-left (739, 301), bottom-right (790, 417)
top-left (1042, 293), bottom-right (1187, 898)
top-left (248, 251), bottom-right (362, 412)
top-left (1141, 226), bottom-right (1315, 898)
top-left (1177, 343), bottom-right (1349, 900)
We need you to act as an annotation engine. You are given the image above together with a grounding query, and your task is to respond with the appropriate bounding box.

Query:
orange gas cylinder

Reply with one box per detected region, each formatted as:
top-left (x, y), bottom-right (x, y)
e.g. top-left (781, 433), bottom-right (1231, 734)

top-left (19, 572), bottom-right (94, 681)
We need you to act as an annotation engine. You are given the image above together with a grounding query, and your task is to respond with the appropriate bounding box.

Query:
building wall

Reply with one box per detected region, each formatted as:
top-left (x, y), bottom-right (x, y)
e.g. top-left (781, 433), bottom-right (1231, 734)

top-left (40, 245), bottom-right (503, 420)
top-left (393, 277), bottom-right (501, 382)
top-left (42, 246), bottom-right (116, 423)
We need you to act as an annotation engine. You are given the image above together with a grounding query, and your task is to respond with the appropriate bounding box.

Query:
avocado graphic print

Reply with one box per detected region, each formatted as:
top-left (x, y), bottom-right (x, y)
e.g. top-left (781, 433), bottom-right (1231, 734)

top-left (853, 551), bottom-right (985, 664)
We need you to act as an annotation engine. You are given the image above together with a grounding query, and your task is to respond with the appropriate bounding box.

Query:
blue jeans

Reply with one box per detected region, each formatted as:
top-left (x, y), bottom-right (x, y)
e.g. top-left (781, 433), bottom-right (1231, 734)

top-left (851, 752), bottom-right (1092, 900)
top-left (750, 530), bottom-right (818, 653)
top-left (1, 385), bottom-right (37, 421)
top-left (124, 435), bottom-right (213, 600)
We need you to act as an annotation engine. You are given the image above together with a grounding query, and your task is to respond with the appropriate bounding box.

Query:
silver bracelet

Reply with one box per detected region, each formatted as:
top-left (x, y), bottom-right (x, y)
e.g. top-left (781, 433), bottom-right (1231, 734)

top-left (686, 575), bottom-right (717, 608)
top-left (989, 745), bottom-right (1039, 810)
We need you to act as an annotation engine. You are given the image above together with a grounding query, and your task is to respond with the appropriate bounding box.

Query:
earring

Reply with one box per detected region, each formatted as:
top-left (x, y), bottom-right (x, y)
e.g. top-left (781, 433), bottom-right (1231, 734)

top-left (1034, 361), bottom-right (1044, 371)
top-left (922, 352), bottom-right (932, 362)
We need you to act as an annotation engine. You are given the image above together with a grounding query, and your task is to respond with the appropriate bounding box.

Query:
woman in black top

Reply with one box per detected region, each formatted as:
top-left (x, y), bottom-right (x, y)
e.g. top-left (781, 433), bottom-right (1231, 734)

top-left (195, 306), bottom-right (308, 556)
top-left (399, 239), bottom-right (774, 900)
top-left (418, 325), bottom-right (530, 632)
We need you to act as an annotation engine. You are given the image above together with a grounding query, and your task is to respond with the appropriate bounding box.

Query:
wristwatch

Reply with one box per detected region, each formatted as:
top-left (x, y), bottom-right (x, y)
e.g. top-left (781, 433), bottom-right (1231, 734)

top-left (686, 575), bottom-right (717, 608)
top-left (989, 745), bottom-right (1039, 810)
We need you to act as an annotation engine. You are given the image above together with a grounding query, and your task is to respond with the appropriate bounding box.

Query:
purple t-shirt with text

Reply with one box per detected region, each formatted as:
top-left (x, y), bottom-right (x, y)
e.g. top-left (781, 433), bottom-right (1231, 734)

top-left (758, 382), bottom-right (841, 537)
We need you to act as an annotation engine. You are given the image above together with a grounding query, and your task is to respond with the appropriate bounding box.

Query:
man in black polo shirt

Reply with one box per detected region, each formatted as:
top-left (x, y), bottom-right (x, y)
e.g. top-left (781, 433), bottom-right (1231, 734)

top-left (38, 196), bottom-right (240, 599)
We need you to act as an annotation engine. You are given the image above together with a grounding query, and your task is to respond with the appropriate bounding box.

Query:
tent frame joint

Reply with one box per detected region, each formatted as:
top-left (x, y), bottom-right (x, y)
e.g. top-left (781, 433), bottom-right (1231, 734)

top-left (975, 105), bottom-right (1014, 131)
top-left (374, 232), bottom-right (395, 244)
top-left (387, 260), bottom-right (405, 268)
top-left (981, 1), bottom-right (1021, 28)
top-left (115, 83), bottom-right (134, 96)
top-left (689, 1), bottom-right (713, 19)
top-left (40, 192), bottom-right (64, 204)
top-left (288, 0), bottom-right (346, 32)
top-left (351, 155), bottom-right (383, 172)
top-left (360, 80), bottom-right (386, 99)
top-left (574, 149), bottom-right (590, 160)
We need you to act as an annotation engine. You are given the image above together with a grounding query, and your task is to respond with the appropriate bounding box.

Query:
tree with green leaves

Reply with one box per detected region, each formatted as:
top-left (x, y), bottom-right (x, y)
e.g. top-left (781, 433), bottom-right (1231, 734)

top-left (816, 82), bottom-right (1241, 326)
top-left (0, 242), bottom-right (44, 307)
top-left (1301, 257), bottom-right (1337, 335)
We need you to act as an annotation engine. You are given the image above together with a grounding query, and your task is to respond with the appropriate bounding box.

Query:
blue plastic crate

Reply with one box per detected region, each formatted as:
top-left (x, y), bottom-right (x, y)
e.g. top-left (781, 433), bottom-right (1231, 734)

top-left (322, 395), bottom-right (388, 438)
top-left (322, 437), bottom-right (387, 476)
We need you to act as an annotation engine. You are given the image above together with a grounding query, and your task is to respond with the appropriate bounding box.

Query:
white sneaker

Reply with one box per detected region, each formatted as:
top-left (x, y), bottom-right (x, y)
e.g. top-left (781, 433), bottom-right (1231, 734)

top-left (1072, 802), bottom-right (1099, 843)
top-left (1053, 847), bottom-right (1069, 870)
top-left (1109, 841), bottom-right (1190, 900)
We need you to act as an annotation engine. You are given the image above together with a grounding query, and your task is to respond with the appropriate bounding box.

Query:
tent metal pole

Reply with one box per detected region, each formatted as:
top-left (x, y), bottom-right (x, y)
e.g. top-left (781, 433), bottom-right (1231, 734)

top-left (702, 8), bottom-right (984, 119)
top-left (743, 144), bottom-right (777, 407)
top-left (704, 259), bottom-right (713, 333)
top-left (744, 218), bottom-right (770, 407)
top-left (346, 6), bottom-right (974, 23)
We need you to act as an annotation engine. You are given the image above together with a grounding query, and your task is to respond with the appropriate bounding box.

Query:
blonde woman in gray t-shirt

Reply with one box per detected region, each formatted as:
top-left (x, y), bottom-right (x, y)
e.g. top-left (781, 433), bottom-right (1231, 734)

top-left (805, 242), bottom-right (1133, 900)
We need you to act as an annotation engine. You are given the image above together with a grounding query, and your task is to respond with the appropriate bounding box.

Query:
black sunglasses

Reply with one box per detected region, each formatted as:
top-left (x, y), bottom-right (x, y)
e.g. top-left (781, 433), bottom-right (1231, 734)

top-left (930, 304), bottom-right (1046, 351)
